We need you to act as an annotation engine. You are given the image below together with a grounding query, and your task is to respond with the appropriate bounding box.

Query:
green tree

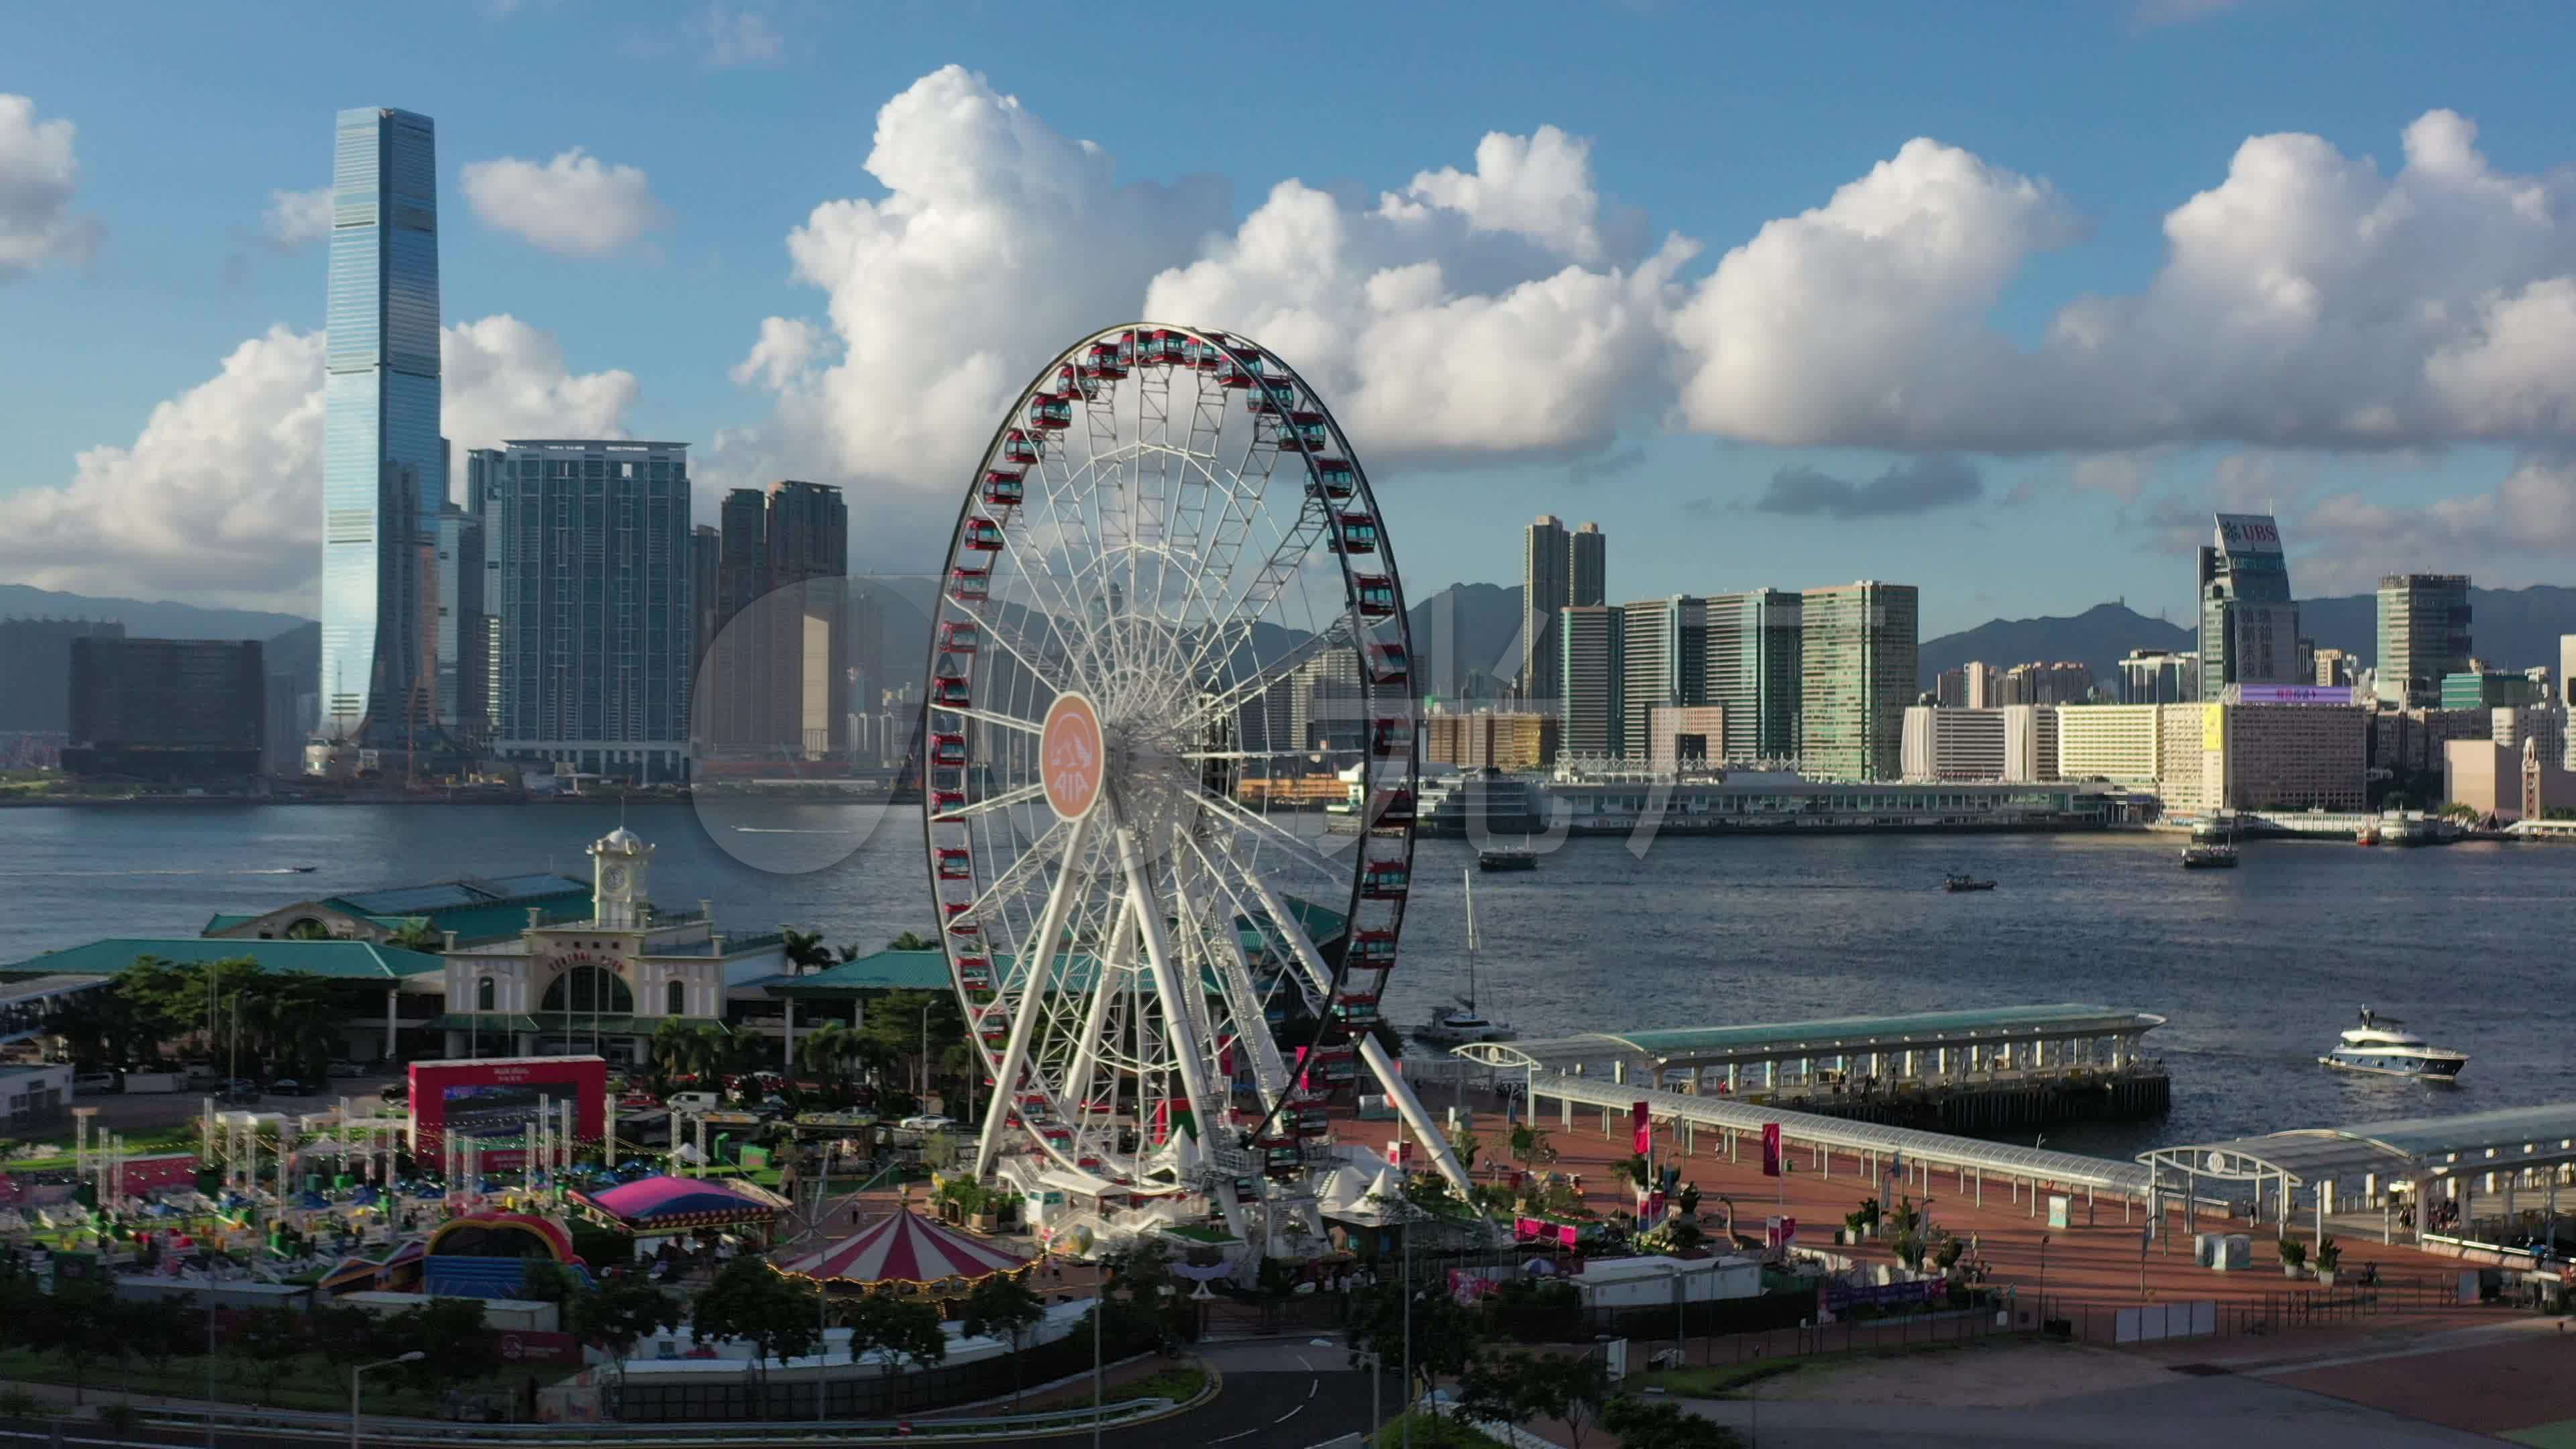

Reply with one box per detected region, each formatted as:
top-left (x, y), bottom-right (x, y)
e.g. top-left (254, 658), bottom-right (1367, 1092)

top-left (781, 927), bottom-right (835, 977)
top-left (384, 1298), bottom-right (495, 1392)
top-left (1602, 1396), bottom-right (1743, 1448)
top-left (566, 1273), bottom-right (683, 1381)
top-left (847, 1293), bottom-right (948, 1398)
top-left (385, 920), bottom-right (447, 954)
top-left (1464, 1351), bottom-right (1610, 1449)
top-left (883, 931), bottom-right (936, 953)
top-left (231, 1306), bottom-right (303, 1403)
top-left (691, 1258), bottom-right (822, 1411)
top-left (957, 1273), bottom-right (1044, 1403)
top-left (34, 1285), bottom-right (127, 1405)
top-left (650, 1019), bottom-right (726, 1083)
top-left (1346, 1278), bottom-right (1483, 1409)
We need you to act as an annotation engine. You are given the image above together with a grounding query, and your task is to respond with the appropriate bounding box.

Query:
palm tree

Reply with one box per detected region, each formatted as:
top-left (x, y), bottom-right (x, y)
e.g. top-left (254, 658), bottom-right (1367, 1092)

top-left (794, 1021), bottom-right (861, 1095)
top-left (885, 930), bottom-right (935, 952)
top-left (649, 1019), bottom-right (724, 1085)
top-left (780, 928), bottom-right (833, 977)
top-left (385, 920), bottom-right (445, 954)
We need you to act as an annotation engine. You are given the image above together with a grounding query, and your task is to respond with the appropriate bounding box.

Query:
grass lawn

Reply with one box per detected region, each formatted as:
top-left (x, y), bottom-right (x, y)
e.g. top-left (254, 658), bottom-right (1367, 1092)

top-left (0, 1348), bottom-right (518, 1417)
top-left (1367, 1409), bottom-right (1510, 1447)
top-left (1634, 1358), bottom-right (1803, 1399)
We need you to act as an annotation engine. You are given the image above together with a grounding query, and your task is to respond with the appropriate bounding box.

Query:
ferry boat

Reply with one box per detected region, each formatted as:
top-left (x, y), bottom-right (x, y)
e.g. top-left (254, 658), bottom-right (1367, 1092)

top-left (1477, 845), bottom-right (1537, 872)
top-left (1942, 873), bottom-right (1997, 893)
top-left (2180, 843), bottom-right (2239, 869)
top-left (2318, 1008), bottom-right (2467, 1081)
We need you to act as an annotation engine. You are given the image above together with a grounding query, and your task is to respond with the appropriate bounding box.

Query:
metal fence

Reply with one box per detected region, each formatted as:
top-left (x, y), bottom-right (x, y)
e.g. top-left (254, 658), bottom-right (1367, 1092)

top-left (608, 1326), bottom-right (1159, 1423)
top-left (2025, 1275), bottom-right (2469, 1346)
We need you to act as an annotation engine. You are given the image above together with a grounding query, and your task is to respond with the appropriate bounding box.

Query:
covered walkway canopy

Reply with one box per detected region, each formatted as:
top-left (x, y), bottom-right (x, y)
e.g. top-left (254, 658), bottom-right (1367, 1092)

top-left (1530, 1071), bottom-right (2151, 1203)
top-left (1462, 1003), bottom-right (2165, 1096)
top-left (2141, 1102), bottom-right (2576, 1248)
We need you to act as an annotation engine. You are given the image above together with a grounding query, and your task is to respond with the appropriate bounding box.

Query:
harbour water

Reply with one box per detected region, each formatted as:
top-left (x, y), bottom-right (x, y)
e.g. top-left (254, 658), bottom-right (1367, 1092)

top-left (7, 801), bottom-right (2573, 1161)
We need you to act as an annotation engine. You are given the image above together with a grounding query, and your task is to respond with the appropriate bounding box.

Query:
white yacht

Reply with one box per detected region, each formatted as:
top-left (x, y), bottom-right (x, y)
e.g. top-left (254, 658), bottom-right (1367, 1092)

top-left (2318, 1008), bottom-right (2467, 1081)
top-left (1412, 868), bottom-right (1515, 1046)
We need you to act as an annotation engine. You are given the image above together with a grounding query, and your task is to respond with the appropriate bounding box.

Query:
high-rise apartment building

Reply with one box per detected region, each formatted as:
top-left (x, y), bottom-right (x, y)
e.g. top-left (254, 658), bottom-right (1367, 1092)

top-left (763, 481), bottom-right (851, 757)
top-left (1425, 710), bottom-right (1558, 771)
top-left (319, 107), bottom-right (443, 743)
top-left (1998, 661), bottom-right (2092, 706)
top-left (1519, 516), bottom-right (1604, 704)
top-left (2375, 574), bottom-right (2473, 707)
top-left (2118, 649), bottom-right (2199, 704)
top-left (690, 525), bottom-right (722, 672)
top-left (485, 441), bottom-right (694, 782)
top-left (1618, 596), bottom-right (1705, 760)
top-left (1570, 523), bottom-right (1606, 609)
top-left (1521, 516), bottom-right (1567, 704)
top-left (2198, 513), bottom-right (2300, 700)
top-left (1556, 604), bottom-right (1624, 758)
top-left (431, 503), bottom-right (484, 742)
top-left (1799, 582), bottom-right (1917, 782)
top-left (2313, 647), bottom-right (2357, 690)
top-left (1704, 589), bottom-right (1801, 762)
top-left (465, 448), bottom-right (506, 739)
top-left (1900, 706), bottom-right (2006, 781)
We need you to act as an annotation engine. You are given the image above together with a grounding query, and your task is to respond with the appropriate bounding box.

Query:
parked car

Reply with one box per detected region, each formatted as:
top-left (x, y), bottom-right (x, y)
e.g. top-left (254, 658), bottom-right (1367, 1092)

top-left (269, 1078), bottom-right (303, 1097)
top-left (616, 1090), bottom-right (661, 1110)
top-left (378, 1082), bottom-right (410, 1105)
top-left (222, 1077), bottom-right (262, 1103)
top-left (71, 1071), bottom-right (119, 1096)
top-left (899, 1113), bottom-right (957, 1132)
top-left (327, 1060), bottom-right (366, 1079)
top-left (667, 1091), bottom-right (720, 1113)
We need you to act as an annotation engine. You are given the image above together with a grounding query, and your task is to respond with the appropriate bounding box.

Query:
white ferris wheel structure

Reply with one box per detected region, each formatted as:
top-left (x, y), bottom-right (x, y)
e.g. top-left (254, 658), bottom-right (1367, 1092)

top-left (920, 323), bottom-right (1474, 1243)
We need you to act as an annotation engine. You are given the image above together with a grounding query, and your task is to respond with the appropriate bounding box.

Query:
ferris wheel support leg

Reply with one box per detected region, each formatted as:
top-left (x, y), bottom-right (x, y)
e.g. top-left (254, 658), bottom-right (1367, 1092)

top-left (1113, 818), bottom-right (1250, 1244)
top-left (1236, 872), bottom-right (1477, 1203)
top-left (1060, 892), bottom-right (1135, 1135)
top-left (972, 812), bottom-right (1095, 1181)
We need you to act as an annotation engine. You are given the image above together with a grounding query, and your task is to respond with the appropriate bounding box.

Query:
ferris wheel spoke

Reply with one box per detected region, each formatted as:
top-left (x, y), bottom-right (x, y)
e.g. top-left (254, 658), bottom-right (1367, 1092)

top-left (943, 705), bottom-right (1042, 738)
top-left (1175, 828), bottom-right (1293, 1110)
top-left (930, 781), bottom-right (1046, 824)
top-left (1195, 786), bottom-right (1358, 884)
top-left (1182, 621), bottom-right (1356, 735)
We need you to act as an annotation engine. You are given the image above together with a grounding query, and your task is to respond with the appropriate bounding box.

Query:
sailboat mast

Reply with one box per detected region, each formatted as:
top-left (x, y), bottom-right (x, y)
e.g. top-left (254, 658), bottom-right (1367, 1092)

top-left (1462, 867), bottom-right (1478, 1009)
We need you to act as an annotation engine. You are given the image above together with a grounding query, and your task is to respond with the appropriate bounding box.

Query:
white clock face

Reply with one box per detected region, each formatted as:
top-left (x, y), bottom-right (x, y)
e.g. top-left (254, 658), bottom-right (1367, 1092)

top-left (602, 865), bottom-right (630, 894)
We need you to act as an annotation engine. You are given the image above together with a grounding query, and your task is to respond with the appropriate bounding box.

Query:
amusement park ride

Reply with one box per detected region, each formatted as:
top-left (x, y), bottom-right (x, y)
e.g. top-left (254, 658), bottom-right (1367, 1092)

top-left (923, 325), bottom-right (1472, 1258)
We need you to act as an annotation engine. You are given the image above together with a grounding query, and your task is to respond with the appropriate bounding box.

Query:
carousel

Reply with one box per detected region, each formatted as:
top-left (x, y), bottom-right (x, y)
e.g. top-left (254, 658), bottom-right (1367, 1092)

top-left (777, 1205), bottom-right (1032, 1307)
top-left (567, 1175), bottom-right (784, 1244)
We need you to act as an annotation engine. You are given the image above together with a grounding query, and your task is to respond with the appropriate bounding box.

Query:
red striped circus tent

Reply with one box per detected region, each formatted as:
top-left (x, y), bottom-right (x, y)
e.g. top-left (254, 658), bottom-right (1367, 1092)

top-left (777, 1208), bottom-right (1031, 1296)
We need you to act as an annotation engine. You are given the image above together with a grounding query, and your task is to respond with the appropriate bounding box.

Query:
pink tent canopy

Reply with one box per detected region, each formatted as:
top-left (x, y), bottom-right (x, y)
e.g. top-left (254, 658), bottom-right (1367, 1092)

top-left (778, 1208), bottom-right (1029, 1289)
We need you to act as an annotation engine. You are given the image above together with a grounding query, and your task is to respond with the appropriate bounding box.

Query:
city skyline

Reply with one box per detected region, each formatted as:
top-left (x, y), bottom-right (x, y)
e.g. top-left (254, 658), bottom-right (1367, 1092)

top-left (7, 7), bottom-right (2576, 635)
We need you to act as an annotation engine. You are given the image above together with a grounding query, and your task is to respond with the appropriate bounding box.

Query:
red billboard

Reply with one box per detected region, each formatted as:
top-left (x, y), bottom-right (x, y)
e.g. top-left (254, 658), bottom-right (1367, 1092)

top-left (409, 1056), bottom-right (607, 1169)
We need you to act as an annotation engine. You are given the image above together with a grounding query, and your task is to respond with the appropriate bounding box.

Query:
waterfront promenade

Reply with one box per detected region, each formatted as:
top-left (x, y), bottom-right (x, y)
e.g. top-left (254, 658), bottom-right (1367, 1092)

top-left (1397, 1081), bottom-right (2480, 1318)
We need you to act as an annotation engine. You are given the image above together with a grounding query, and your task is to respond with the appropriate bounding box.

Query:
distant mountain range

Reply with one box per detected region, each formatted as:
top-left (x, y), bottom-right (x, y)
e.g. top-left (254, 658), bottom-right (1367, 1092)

top-left (1918, 603), bottom-right (2192, 691)
top-left (0, 584), bottom-right (309, 643)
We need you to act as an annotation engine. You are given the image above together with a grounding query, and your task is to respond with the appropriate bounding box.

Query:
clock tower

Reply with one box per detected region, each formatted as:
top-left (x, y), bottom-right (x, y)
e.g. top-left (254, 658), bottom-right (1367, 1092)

top-left (590, 826), bottom-right (653, 929)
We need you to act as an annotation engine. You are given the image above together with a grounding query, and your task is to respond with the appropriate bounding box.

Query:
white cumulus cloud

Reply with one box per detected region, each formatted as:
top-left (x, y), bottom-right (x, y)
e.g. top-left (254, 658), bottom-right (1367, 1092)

top-left (0, 318), bottom-right (637, 611)
top-left (1674, 109), bottom-right (2576, 453)
top-left (262, 186), bottom-right (334, 249)
top-left (693, 3), bottom-right (783, 67)
top-left (462, 148), bottom-right (672, 257)
top-left (0, 93), bottom-right (101, 280)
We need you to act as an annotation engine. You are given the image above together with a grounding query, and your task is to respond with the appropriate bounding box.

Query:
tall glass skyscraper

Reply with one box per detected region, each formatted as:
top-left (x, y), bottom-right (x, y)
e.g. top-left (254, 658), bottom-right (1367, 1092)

top-left (321, 107), bottom-right (443, 743)
top-left (2197, 513), bottom-right (2299, 701)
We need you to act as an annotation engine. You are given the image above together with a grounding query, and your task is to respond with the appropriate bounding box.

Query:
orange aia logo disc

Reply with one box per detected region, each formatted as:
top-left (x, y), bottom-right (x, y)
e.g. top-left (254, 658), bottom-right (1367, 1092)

top-left (1041, 692), bottom-right (1106, 821)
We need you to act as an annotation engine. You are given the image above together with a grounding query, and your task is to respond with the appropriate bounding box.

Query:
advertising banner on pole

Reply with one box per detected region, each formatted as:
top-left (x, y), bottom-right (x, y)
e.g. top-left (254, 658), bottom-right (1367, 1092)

top-left (1631, 1101), bottom-right (1650, 1156)
top-left (1761, 1122), bottom-right (1782, 1177)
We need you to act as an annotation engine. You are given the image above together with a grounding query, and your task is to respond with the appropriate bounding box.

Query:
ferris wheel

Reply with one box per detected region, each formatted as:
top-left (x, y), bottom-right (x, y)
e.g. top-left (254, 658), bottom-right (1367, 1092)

top-left (920, 325), bottom-right (1472, 1233)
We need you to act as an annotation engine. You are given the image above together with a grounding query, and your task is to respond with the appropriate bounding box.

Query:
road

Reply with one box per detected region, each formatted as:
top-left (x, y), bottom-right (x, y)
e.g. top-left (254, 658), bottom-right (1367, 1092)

top-left (0, 1340), bottom-right (1383, 1449)
top-left (1666, 1372), bottom-right (2496, 1448)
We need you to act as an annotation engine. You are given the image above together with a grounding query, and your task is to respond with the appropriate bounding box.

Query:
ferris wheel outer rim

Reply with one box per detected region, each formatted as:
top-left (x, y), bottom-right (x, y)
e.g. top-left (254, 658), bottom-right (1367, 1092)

top-left (914, 321), bottom-right (1419, 1177)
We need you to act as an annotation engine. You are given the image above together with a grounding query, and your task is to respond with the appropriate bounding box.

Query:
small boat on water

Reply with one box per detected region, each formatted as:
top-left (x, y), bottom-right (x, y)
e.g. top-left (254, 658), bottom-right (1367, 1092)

top-left (290, 865), bottom-right (318, 873)
top-left (1942, 873), bottom-right (1996, 893)
top-left (2319, 1008), bottom-right (2467, 1081)
top-left (1413, 869), bottom-right (1515, 1046)
top-left (2356, 825), bottom-right (2381, 847)
top-left (1477, 842), bottom-right (1537, 872)
top-left (2180, 843), bottom-right (2239, 869)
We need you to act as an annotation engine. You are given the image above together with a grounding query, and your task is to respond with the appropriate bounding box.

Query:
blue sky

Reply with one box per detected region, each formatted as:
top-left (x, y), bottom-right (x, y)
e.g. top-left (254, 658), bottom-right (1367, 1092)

top-left (5, 0), bottom-right (2576, 637)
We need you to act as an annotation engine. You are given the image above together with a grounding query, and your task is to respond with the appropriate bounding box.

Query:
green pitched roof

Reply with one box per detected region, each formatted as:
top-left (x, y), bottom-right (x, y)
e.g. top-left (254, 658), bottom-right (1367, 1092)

top-left (0, 938), bottom-right (447, 982)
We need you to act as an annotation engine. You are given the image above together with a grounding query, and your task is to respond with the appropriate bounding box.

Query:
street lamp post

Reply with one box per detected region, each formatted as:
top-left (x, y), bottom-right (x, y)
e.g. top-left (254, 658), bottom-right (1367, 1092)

top-left (350, 1352), bottom-right (423, 1449)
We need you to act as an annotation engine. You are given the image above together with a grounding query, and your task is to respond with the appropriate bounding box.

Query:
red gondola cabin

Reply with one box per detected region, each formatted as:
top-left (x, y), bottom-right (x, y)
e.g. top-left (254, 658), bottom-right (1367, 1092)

top-left (930, 734), bottom-right (967, 767)
top-left (1349, 930), bottom-right (1398, 967)
top-left (1334, 514), bottom-right (1379, 554)
top-left (939, 620), bottom-right (981, 655)
top-left (1310, 458), bottom-right (1356, 499)
top-left (1373, 790), bottom-right (1415, 827)
top-left (948, 567), bottom-right (989, 603)
top-left (1001, 429), bottom-right (1040, 467)
top-left (1366, 641), bottom-right (1409, 685)
top-left (1282, 411), bottom-right (1328, 449)
top-left (963, 518), bottom-right (1004, 551)
top-left (935, 847), bottom-right (972, 881)
top-left (1027, 394), bottom-right (1074, 430)
top-left (1361, 861), bottom-right (1409, 898)
top-left (1353, 576), bottom-right (1397, 618)
top-left (930, 788), bottom-right (967, 814)
top-left (1248, 378), bottom-right (1297, 416)
top-left (982, 474), bottom-right (1024, 507)
top-left (932, 675), bottom-right (971, 708)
